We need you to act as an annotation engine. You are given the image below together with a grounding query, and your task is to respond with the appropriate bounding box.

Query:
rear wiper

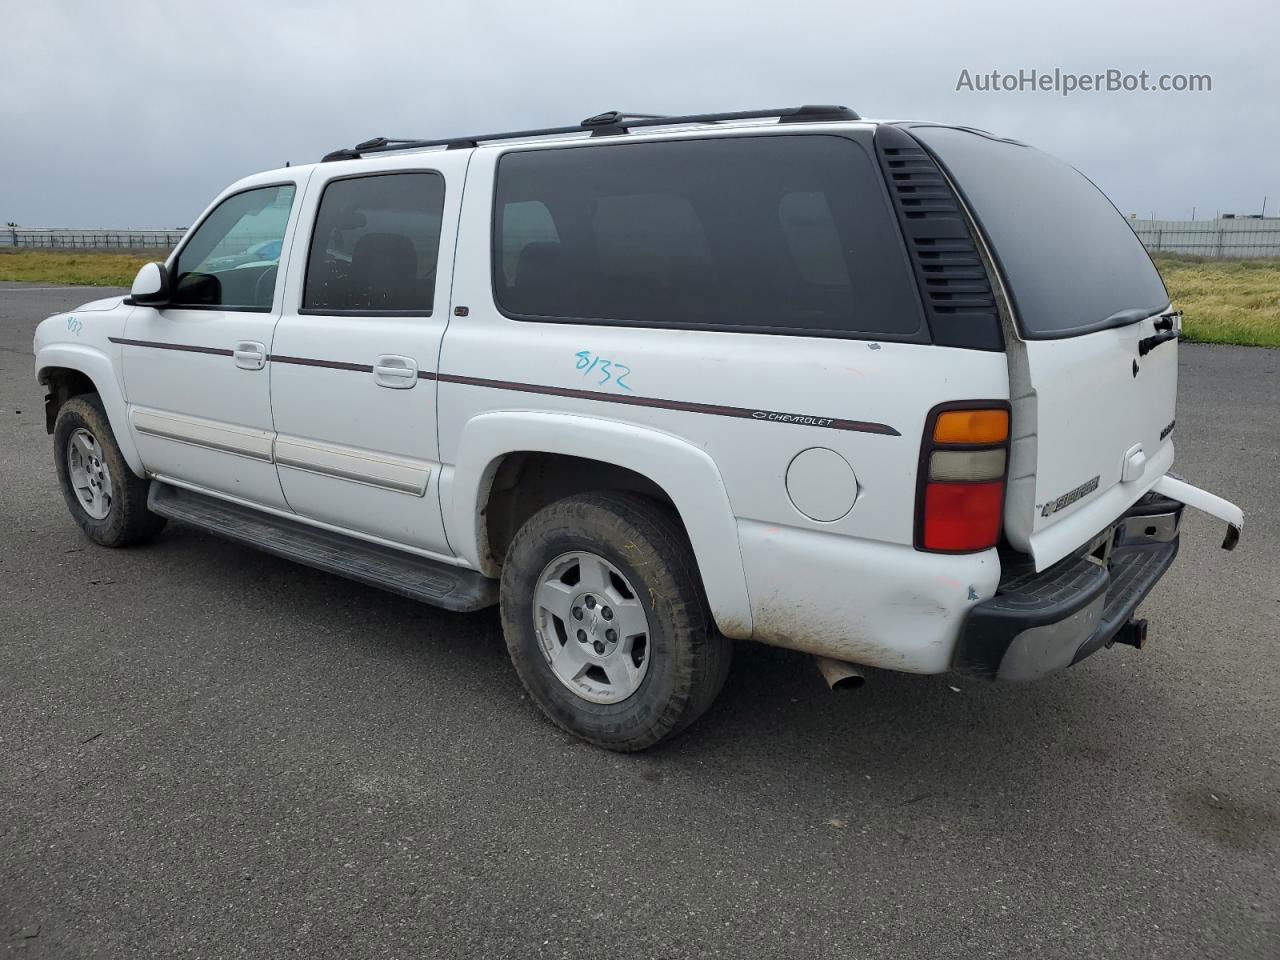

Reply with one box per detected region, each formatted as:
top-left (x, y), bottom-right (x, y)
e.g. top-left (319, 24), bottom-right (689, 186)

top-left (1139, 331), bottom-right (1179, 355)
top-left (1102, 307), bottom-right (1154, 327)
top-left (1139, 309), bottom-right (1182, 355)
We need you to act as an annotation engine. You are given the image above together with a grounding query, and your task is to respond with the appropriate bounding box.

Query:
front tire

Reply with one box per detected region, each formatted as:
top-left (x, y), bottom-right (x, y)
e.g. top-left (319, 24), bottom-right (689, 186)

top-left (500, 492), bottom-right (732, 751)
top-left (53, 395), bottom-right (166, 547)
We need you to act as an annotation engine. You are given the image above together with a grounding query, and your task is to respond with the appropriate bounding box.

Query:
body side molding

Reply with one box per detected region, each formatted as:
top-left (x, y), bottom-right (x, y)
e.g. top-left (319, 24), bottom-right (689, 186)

top-left (131, 406), bottom-right (275, 461)
top-left (274, 436), bottom-right (431, 496)
top-left (107, 337), bottom-right (901, 438)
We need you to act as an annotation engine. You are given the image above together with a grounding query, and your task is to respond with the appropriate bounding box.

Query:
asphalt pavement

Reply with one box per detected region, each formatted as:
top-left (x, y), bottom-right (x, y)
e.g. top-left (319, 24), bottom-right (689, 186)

top-left (1, 281), bottom-right (1277, 959)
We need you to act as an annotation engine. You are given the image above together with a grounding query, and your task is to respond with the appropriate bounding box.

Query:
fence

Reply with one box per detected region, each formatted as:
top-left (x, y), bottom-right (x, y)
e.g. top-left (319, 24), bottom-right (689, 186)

top-left (6, 218), bottom-right (1280, 258)
top-left (3, 227), bottom-right (186, 250)
top-left (1129, 218), bottom-right (1280, 257)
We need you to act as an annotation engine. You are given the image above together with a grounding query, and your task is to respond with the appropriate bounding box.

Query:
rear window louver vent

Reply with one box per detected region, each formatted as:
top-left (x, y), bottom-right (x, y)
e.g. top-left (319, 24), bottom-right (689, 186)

top-left (875, 125), bottom-right (1003, 350)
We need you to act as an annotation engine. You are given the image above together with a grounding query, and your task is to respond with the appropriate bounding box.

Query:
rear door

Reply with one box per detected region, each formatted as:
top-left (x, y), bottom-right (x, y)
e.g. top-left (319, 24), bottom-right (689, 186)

top-left (913, 125), bottom-right (1177, 569)
top-left (269, 155), bottom-right (466, 555)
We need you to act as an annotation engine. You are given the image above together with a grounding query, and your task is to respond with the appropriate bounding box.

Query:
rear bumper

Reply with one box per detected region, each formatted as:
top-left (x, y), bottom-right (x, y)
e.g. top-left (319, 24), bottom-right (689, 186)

top-left (954, 495), bottom-right (1182, 681)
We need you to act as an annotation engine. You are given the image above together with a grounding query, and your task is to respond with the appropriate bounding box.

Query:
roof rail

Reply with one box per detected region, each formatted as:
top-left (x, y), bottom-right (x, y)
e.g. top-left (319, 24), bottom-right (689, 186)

top-left (320, 104), bottom-right (860, 162)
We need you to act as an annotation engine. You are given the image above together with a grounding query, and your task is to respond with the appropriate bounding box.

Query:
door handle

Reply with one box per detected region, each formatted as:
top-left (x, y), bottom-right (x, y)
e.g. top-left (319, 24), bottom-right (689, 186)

top-left (373, 354), bottom-right (418, 389)
top-left (234, 341), bottom-right (266, 371)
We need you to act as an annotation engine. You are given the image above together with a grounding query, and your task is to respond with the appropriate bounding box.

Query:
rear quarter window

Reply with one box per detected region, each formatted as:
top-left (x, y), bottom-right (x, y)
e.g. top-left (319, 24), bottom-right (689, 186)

top-left (910, 125), bottom-right (1169, 338)
top-left (492, 135), bottom-right (925, 340)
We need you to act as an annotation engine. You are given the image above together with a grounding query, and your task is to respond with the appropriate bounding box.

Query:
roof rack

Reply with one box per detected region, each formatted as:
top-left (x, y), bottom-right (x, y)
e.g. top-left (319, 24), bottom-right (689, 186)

top-left (320, 104), bottom-right (859, 162)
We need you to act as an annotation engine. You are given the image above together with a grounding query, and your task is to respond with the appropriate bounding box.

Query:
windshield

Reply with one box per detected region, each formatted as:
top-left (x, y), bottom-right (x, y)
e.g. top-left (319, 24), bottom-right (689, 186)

top-left (909, 125), bottom-right (1169, 338)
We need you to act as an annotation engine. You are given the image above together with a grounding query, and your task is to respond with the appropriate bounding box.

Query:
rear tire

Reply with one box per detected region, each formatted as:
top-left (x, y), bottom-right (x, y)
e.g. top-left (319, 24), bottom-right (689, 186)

top-left (500, 492), bottom-right (732, 751)
top-left (53, 395), bottom-right (166, 547)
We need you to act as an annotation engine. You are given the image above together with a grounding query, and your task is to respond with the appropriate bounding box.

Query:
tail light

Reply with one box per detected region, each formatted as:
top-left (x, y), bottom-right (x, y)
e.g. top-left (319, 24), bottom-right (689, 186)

top-left (915, 402), bottom-right (1011, 552)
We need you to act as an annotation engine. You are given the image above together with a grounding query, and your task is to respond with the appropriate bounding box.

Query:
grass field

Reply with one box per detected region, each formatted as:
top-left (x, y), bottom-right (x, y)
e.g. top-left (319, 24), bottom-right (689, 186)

top-left (0, 249), bottom-right (166, 287)
top-left (1, 249), bottom-right (1277, 347)
top-left (1151, 254), bottom-right (1280, 348)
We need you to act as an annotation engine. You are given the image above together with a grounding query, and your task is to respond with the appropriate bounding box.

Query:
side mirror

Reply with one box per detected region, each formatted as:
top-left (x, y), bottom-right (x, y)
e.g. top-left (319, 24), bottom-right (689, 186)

top-left (129, 262), bottom-right (172, 307)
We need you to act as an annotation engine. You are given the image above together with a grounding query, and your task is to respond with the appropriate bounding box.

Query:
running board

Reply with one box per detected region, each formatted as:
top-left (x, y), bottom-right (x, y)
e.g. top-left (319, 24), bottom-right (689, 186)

top-left (147, 482), bottom-right (498, 612)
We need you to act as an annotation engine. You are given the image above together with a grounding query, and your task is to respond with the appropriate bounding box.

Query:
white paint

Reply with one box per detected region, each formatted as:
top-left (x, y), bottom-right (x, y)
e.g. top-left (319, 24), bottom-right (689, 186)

top-left (274, 435), bottom-right (431, 495)
top-left (118, 166), bottom-right (313, 509)
top-left (28, 116), bottom-right (1244, 682)
top-left (1152, 474), bottom-right (1244, 535)
top-left (737, 519), bottom-right (1001, 673)
top-left (447, 410), bottom-right (756, 638)
top-left (1004, 310), bottom-right (1180, 570)
top-left (130, 262), bottom-right (165, 298)
top-left (131, 406), bottom-right (274, 461)
top-left (267, 149), bottom-right (468, 554)
top-left (785, 447), bottom-right (857, 522)
top-left (32, 339), bottom-right (144, 473)
top-left (1121, 443), bottom-right (1147, 483)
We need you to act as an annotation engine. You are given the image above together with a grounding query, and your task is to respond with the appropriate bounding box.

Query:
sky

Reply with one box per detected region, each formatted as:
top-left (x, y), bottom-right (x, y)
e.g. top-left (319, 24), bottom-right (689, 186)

top-left (2, 0), bottom-right (1277, 228)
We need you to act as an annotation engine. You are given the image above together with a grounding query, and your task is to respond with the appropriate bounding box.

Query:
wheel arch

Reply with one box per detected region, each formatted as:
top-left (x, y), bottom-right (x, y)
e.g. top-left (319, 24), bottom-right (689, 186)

top-left (36, 344), bottom-right (144, 475)
top-left (447, 411), bottom-right (753, 639)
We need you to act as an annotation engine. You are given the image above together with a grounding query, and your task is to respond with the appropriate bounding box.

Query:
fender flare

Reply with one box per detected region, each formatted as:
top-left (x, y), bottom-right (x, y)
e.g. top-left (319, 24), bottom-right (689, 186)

top-left (35, 343), bottom-right (144, 476)
top-left (447, 411), bottom-right (753, 639)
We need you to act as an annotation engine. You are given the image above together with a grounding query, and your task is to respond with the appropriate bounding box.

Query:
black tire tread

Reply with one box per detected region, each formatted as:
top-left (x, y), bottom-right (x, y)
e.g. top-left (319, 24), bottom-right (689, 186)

top-left (54, 394), bottom-right (166, 547)
top-left (500, 491), bottom-right (732, 751)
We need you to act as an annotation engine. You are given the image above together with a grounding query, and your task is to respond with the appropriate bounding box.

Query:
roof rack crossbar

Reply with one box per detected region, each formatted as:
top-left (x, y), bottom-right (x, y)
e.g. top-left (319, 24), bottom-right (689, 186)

top-left (320, 104), bottom-right (859, 162)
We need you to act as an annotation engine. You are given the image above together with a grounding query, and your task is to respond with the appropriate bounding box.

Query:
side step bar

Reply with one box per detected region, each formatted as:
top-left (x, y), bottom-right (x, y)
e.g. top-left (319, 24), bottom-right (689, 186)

top-left (147, 482), bottom-right (498, 612)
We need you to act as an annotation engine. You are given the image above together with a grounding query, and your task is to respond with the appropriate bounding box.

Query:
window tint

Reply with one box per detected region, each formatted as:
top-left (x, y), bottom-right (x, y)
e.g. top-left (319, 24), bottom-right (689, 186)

top-left (779, 192), bottom-right (850, 286)
top-left (911, 126), bottom-right (1169, 337)
top-left (500, 200), bottom-right (558, 285)
top-left (303, 173), bottom-right (445, 315)
top-left (493, 136), bottom-right (923, 338)
top-left (173, 184), bottom-right (295, 310)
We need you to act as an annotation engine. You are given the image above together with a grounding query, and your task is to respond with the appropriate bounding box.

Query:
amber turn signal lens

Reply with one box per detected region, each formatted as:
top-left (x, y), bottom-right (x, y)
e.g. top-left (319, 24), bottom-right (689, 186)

top-left (933, 409), bottom-right (1009, 445)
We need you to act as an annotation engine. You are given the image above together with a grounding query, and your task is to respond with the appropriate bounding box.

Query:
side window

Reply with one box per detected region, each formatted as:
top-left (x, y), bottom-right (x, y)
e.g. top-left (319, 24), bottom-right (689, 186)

top-left (778, 191), bottom-right (850, 287)
top-left (302, 173), bottom-right (445, 315)
top-left (172, 184), bottom-right (295, 310)
top-left (492, 136), bottom-right (924, 338)
top-left (500, 200), bottom-right (558, 286)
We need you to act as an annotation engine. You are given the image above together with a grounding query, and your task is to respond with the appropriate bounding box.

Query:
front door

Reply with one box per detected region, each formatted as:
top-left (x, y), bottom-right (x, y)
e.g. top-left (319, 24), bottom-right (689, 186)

top-left (121, 178), bottom-right (302, 508)
top-left (268, 156), bottom-right (466, 556)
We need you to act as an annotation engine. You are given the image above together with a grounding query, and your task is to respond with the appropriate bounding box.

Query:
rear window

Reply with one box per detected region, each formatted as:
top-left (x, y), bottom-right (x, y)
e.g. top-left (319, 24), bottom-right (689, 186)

top-left (910, 126), bottom-right (1169, 338)
top-left (492, 135), bottom-right (924, 339)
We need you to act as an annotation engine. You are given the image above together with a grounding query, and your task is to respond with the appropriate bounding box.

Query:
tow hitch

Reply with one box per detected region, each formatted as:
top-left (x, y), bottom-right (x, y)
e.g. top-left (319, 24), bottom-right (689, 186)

top-left (1111, 618), bottom-right (1149, 651)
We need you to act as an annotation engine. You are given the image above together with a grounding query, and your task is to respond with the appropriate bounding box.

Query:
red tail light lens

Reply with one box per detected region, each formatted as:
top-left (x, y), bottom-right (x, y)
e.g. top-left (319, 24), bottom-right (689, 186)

top-left (921, 481), bottom-right (1005, 551)
top-left (915, 402), bottom-right (1011, 553)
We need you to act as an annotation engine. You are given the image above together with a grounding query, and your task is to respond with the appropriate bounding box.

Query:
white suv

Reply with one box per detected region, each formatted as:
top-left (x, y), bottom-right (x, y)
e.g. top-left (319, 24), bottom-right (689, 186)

top-left (33, 105), bottom-right (1243, 750)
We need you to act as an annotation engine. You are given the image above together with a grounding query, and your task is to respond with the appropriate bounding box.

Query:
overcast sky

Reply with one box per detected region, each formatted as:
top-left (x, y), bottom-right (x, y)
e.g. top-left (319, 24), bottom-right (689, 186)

top-left (2, 0), bottom-right (1276, 227)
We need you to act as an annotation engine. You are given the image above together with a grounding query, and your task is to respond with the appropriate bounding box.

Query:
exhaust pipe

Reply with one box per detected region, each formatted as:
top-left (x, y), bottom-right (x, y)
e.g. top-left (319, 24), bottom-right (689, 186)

top-left (1112, 618), bottom-right (1149, 650)
top-left (814, 656), bottom-right (866, 691)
